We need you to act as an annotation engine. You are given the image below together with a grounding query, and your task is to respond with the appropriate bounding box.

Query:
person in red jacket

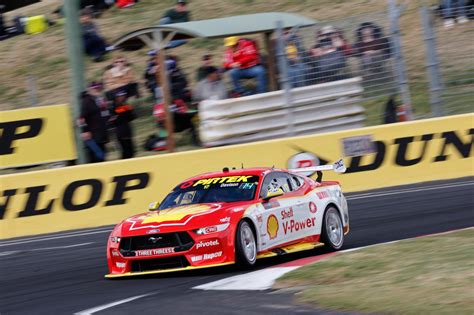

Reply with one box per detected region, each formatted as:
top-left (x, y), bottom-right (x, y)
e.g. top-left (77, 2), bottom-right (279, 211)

top-left (223, 36), bottom-right (267, 95)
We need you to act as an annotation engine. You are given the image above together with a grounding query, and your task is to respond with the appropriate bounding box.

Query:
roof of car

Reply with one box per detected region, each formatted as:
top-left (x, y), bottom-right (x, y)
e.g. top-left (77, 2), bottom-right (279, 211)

top-left (182, 167), bottom-right (283, 182)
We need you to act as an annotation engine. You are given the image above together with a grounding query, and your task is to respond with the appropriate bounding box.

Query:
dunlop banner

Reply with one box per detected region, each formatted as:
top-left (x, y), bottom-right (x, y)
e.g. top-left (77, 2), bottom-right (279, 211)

top-left (0, 114), bottom-right (472, 238)
top-left (0, 104), bottom-right (77, 169)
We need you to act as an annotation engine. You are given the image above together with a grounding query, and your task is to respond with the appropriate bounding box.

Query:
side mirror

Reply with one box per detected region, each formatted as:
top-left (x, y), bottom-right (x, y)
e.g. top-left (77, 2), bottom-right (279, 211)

top-left (148, 201), bottom-right (160, 211)
top-left (262, 190), bottom-right (284, 203)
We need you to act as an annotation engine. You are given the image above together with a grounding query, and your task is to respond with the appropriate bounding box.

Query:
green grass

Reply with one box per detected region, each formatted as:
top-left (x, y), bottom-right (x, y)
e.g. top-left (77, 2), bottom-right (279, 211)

top-left (276, 228), bottom-right (474, 314)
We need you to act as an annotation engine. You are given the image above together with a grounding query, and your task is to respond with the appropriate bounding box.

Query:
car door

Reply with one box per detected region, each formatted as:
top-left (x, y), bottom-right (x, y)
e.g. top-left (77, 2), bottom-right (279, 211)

top-left (257, 171), bottom-right (307, 249)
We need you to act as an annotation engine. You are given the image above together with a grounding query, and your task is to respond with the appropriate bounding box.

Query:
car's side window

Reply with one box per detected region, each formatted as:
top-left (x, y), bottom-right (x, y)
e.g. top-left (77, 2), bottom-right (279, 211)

top-left (260, 172), bottom-right (291, 198)
top-left (290, 175), bottom-right (304, 190)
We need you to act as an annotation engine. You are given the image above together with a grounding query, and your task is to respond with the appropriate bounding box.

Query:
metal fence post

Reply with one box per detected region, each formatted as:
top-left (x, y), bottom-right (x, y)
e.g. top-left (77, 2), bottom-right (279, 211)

top-left (275, 20), bottom-right (295, 137)
top-left (64, 0), bottom-right (86, 164)
top-left (420, 6), bottom-right (444, 117)
top-left (388, 0), bottom-right (414, 120)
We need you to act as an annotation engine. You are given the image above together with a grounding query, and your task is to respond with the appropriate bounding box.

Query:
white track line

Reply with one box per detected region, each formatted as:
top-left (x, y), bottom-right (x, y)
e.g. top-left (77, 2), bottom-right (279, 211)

top-left (346, 181), bottom-right (473, 200)
top-left (0, 242), bottom-right (94, 256)
top-left (74, 294), bottom-right (152, 315)
top-left (1, 180), bottom-right (472, 247)
top-left (194, 267), bottom-right (299, 291)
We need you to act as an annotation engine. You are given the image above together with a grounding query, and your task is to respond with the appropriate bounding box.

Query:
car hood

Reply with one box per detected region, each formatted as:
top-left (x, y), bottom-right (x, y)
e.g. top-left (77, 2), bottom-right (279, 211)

top-left (118, 203), bottom-right (239, 236)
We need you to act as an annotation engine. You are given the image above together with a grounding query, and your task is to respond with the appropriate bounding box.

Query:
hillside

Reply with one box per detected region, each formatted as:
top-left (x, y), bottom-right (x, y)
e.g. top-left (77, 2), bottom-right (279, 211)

top-left (1, 0), bottom-right (443, 111)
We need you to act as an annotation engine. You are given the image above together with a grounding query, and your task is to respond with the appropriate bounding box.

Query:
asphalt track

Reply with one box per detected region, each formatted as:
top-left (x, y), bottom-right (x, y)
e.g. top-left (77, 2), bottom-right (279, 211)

top-left (1, 177), bottom-right (473, 315)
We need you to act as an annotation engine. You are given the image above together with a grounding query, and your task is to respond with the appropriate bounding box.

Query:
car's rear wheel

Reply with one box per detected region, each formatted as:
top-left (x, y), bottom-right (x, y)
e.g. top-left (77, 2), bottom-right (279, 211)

top-left (321, 206), bottom-right (344, 250)
top-left (235, 221), bottom-right (257, 266)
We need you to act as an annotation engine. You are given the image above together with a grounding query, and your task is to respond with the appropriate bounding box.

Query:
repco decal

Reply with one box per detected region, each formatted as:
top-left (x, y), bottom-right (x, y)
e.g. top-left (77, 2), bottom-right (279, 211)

top-left (287, 129), bottom-right (473, 173)
top-left (0, 173), bottom-right (150, 220)
top-left (0, 119), bottom-right (43, 155)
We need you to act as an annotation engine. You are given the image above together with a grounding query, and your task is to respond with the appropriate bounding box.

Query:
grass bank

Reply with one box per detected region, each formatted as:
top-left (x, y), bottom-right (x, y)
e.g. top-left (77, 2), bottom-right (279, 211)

top-left (276, 228), bottom-right (474, 314)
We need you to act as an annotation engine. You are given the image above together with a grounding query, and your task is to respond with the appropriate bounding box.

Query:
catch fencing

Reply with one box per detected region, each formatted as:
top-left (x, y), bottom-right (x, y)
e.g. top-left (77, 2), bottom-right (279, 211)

top-left (274, 1), bottom-right (473, 127)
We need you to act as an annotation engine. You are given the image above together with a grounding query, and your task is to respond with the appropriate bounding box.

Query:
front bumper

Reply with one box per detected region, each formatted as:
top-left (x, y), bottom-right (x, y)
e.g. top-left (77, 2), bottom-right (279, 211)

top-left (106, 229), bottom-right (234, 278)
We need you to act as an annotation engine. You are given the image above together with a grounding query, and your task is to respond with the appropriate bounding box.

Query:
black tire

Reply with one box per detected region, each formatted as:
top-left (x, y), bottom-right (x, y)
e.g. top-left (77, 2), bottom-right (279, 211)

top-left (321, 206), bottom-right (344, 250)
top-left (235, 220), bottom-right (257, 266)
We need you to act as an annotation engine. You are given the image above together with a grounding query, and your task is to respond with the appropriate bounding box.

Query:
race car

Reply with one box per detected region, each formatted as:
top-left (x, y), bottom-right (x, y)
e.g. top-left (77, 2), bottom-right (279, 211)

top-left (106, 161), bottom-right (349, 278)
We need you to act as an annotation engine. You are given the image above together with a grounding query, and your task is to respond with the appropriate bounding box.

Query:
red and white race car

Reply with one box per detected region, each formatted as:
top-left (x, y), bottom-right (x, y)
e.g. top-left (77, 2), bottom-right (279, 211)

top-left (106, 161), bottom-right (349, 278)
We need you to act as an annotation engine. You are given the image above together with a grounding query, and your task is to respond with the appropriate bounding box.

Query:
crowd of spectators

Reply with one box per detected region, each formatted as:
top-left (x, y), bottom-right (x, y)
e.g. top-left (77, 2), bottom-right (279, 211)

top-left (74, 0), bottom-right (408, 161)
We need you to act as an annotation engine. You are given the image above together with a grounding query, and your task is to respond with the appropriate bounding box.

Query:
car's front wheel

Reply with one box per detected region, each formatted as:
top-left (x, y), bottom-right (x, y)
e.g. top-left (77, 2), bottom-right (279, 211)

top-left (321, 206), bottom-right (344, 250)
top-left (235, 220), bottom-right (257, 266)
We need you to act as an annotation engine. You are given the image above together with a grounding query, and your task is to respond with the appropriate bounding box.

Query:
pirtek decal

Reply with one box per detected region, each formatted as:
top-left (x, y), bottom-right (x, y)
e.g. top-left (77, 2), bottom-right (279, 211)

top-left (0, 173), bottom-right (150, 219)
top-left (0, 119), bottom-right (43, 155)
top-left (346, 130), bottom-right (473, 173)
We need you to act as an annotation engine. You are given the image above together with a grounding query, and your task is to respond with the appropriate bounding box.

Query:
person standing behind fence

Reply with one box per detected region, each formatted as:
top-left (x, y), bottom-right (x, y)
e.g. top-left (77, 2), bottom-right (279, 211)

top-left (353, 22), bottom-right (391, 77)
top-left (309, 37), bottom-right (347, 84)
top-left (78, 82), bottom-right (110, 163)
top-left (80, 8), bottom-right (107, 62)
top-left (441, 0), bottom-right (469, 28)
top-left (103, 57), bottom-right (140, 101)
top-left (223, 36), bottom-right (267, 96)
top-left (159, 0), bottom-right (190, 48)
top-left (110, 90), bottom-right (136, 159)
top-left (193, 66), bottom-right (228, 102)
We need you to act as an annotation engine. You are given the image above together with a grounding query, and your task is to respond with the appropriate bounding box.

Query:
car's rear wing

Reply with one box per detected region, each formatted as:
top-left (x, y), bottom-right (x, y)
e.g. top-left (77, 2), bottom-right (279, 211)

top-left (290, 159), bottom-right (346, 182)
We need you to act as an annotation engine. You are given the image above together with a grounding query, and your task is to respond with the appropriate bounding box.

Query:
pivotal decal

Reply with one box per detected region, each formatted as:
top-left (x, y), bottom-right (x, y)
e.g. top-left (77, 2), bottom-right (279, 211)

top-left (267, 214), bottom-right (279, 239)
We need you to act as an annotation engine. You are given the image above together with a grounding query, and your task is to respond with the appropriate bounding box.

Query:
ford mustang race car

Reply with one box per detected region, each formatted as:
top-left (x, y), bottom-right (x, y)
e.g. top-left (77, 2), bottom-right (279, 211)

top-left (106, 161), bottom-right (349, 278)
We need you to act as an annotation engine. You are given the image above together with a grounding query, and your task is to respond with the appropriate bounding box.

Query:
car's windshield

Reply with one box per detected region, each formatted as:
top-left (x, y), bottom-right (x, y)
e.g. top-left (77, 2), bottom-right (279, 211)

top-left (159, 175), bottom-right (260, 210)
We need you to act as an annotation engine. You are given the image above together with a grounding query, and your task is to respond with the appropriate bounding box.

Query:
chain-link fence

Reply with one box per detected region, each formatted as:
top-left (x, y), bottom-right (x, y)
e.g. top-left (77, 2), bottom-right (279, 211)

top-left (422, 4), bottom-right (474, 116)
top-left (275, 2), bottom-right (473, 125)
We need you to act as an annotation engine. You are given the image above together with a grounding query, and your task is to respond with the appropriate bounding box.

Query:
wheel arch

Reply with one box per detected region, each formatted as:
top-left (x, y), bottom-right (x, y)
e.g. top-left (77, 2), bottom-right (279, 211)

top-left (240, 217), bottom-right (259, 252)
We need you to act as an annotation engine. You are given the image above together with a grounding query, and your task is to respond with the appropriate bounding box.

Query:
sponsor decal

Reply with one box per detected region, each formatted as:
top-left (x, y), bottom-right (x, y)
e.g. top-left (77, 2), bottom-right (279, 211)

top-left (191, 251), bottom-right (223, 262)
top-left (146, 229), bottom-right (160, 234)
top-left (135, 247), bottom-right (175, 256)
top-left (240, 183), bottom-right (255, 189)
top-left (193, 176), bottom-right (254, 186)
top-left (0, 172), bottom-right (150, 220)
top-left (342, 135), bottom-right (376, 157)
top-left (280, 208), bottom-right (294, 220)
top-left (116, 262), bottom-right (126, 268)
top-left (287, 129), bottom-right (473, 173)
top-left (204, 226), bottom-right (218, 234)
top-left (287, 151), bottom-right (330, 176)
top-left (267, 214), bottom-right (279, 240)
top-left (316, 191), bottom-right (330, 199)
top-left (219, 216), bottom-right (230, 223)
top-left (283, 217), bottom-right (316, 234)
top-left (309, 202), bottom-right (317, 214)
top-left (196, 239), bottom-right (220, 249)
top-left (180, 181), bottom-right (194, 189)
top-left (0, 105), bottom-right (76, 169)
top-left (256, 214), bottom-right (263, 224)
top-left (111, 250), bottom-right (120, 257)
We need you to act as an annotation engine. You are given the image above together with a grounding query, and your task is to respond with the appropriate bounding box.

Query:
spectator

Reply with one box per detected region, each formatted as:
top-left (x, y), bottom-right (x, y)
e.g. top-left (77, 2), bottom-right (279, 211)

top-left (223, 36), bottom-right (267, 95)
top-left (196, 54), bottom-right (214, 82)
top-left (166, 56), bottom-right (191, 102)
top-left (310, 37), bottom-right (347, 83)
top-left (283, 28), bottom-right (308, 88)
top-left (353, 22), bottom-right (391, 76)
top-left (103, 56), bottom-right (139, 101)
top-left (80, 8), bottom-right (107, 62)
top-left (110, 90), bottom-right (136, 159)
top-left (193, 66), bottom-right (228, 102)
top-left (441, 0), bottom-right (469, 28)
top-left (159, 0), bottom-right (190, 48)
top-left (316, 26), bottom-right (353, 57)
top-left (144, 50), bottom-right (160, 100)
top-left (78, 82), bottom-right (110, 163)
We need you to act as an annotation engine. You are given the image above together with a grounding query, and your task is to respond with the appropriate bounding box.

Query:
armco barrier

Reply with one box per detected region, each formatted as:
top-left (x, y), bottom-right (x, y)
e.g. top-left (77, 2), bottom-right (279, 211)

top-left (0, 114), bottom-right (472, 239)
top-left (199, 77), bottom-right (365, 146)
top-left (0, 104), bottom-right (77, 169)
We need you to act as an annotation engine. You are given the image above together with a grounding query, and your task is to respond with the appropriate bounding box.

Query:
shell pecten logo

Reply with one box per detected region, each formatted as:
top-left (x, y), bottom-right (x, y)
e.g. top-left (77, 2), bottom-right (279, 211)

top-left (267, 214), bottom-right (279, 239)
top-left (141, 205), bottom-right (212, 224)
